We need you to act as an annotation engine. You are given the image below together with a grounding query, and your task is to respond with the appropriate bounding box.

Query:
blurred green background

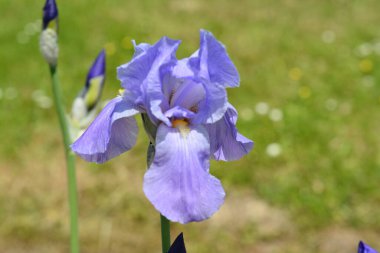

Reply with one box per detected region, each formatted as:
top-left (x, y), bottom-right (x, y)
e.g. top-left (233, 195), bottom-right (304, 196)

top-left (1, 0), bottom-right (380, 252)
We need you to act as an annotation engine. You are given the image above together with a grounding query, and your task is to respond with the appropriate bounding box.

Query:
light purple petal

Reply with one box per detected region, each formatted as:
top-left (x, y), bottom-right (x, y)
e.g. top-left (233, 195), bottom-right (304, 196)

top-left (172, 57), bottom-right (196, 78)
top-left (205, 103), bottom-right (253, 161)
top-left (164, 106), bottom-right (195, 119)
top-left (143, 124), bottom-right (225, 224)
top-left (71, 97), bottom-right (139, 163)
top-left (358, 241), bottom-right (379, 253)
top-left (160, 61), bottom-right (196, 108)
top-left (117, 37), bottom-right (181, 126)
top-left (161, 63), bottom-right (227, 124)
top-left (170, 78), bottom-right (205, 109)
top-left (192, 78), bottom-right (227, 124)
top-left (197, 29), bottom-right (240, 88)
top-left (132, 40), bottom-right (151, 57)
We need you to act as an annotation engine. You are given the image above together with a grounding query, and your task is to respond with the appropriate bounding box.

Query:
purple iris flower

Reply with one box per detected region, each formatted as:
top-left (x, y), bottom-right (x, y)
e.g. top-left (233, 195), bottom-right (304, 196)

top-left (358, 241), bottom-right (379, 253)
top-left (42, 0), bottom-right (58, 30)
top-left (71, 30), bottom-right (253, 223)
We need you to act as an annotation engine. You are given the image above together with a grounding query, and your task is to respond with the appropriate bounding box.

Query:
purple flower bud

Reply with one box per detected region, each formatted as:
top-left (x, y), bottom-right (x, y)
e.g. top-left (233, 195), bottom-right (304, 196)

top-left (168, 233), bottom-right (186, 253)
top-left (42, 0), bottom-right (58, 31)
top-left (81, 49), bottom-right (106, 111)
top-left (40, 0), bottom-right (58, 66)
top-left (71, 50), bottom-right (106, 130)
top-left (358, 241), bottom-right (379, 253)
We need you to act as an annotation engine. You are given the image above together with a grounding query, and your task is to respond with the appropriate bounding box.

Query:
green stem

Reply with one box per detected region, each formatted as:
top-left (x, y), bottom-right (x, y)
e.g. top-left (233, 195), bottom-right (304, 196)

top-left (49, 65), bottom-right (80, 253)
top-left (160, 214), bottom-right (171, 253)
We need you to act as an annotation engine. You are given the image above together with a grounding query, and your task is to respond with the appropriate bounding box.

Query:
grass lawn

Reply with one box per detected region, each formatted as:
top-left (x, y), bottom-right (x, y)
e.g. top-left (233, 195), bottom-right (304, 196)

top-left (1, 0), bottom-right (380, 252)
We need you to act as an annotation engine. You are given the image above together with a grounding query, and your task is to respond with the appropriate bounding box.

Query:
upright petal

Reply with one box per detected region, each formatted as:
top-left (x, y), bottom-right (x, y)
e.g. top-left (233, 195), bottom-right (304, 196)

top-left (132, 40), bottom-right (151, 57)
top-left (196, 29), bottom-right (240, 88)
top-left (117, 37), bottom-right (181, 125)
top-left (170, 78), bottom-right (205, 109)
top-left (172, 57), bottom-right (197, 78)
top-left (143, 124), bottom-right (225, 224)
top-left (71, 97), bottom-right (139, 163)
top-left (161, 64), bottom-right (227, 125)
top-left (206, 103), bottom-right (253, 161)
top-left (192, 78), bottom-right (228, 124)
top-left (159, 61), bottom-right (196, 111)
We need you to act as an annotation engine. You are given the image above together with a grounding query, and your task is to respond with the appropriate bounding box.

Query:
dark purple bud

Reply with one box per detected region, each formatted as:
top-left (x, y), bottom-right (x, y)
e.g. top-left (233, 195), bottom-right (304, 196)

top-left (42, 0), bottom-right (58, 30)
top-left (358, 241), bottom-right (379, 253)
top-left (86, 50), bottom-right (106, 88)
top-left (168, 233), bottom-right (186, 253)
top-left (79, 49), bottom-right (106, 111)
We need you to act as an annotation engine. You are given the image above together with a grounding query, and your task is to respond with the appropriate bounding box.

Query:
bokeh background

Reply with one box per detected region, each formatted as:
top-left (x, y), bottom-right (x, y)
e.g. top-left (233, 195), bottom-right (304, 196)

top-left (1, 0), bottom-right (380, 252)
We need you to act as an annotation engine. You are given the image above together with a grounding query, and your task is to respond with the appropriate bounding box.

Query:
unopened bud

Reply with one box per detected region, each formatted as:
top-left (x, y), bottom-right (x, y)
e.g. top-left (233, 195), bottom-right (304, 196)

top-left (70, 50), bottom-right (106, 140)
top-left (42, 0), bottom-right (58, 32)
top-left (40, 29), bottom-right (58, 66)
top-left (82, 50), bottom-right (106, 111)
top-left (40, 0), bottom-right (58, 66)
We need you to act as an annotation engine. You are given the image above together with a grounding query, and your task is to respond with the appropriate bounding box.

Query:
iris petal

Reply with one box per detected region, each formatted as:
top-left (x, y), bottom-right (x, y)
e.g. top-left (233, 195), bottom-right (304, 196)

top-left (162, 65), bottom-right (227, 124)
top-left (206, 103), bottom-right (253, 161)
top-left (143, 124), bottom-right (225, 224)
top-left (117, 37), bottom-right (181, 125)
top-left (132, 40), bottom-right (151, 57)
top-left (170, 78), bottom-right (205, 109)
top-left (192, 79), bottom-right (227, 124)
top-left (164, 106), bottom-right (195, 119)
top-left (172, 57), bottom-right (197, 78)
top-left (71, 97), bottom-right (139, 163)
top-left (198, 29), bottom-right (240, 88)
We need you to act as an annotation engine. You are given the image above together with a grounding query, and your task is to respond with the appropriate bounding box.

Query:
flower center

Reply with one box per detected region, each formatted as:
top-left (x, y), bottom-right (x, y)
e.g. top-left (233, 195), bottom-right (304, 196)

top-left (171, 119), bottom-right (190, 137)
top-left (172, 119), bottom-right (188, 128)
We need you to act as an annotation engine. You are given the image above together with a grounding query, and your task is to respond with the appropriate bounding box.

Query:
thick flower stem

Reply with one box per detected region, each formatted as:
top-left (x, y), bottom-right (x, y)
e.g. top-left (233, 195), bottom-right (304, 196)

top-left (49, 65), bottom-right (80, 253)
top-left (160, 214), bottom-right (171, 253)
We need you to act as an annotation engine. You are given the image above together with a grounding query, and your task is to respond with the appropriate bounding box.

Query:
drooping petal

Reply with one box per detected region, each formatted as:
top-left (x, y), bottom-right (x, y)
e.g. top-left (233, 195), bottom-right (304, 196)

top-left (117, 37), bottom-right (180, 125)
top-left (195, 29), bottom-right (240, 88)
top-left (71, 97), bottom-right (139, 163)
top-left (143, 124), bottom-right (225, 224)
top-left (205, 103), bottom-right (253, 161)
top-left (358, 241), bottom-right (379, 253)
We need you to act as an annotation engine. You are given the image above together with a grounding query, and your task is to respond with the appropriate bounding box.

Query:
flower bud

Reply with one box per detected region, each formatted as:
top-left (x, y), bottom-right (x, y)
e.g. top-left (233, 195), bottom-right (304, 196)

top-left (81, 49), bottom-right (106, 112)
top-left (42, 0), bottom-right (58, 31)
top-left (70, 50), bottom-right (106, 138)
top-left (40, 29), bottom-right (58, 66)
top-left (40, 0), bottom-right (58, 66)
